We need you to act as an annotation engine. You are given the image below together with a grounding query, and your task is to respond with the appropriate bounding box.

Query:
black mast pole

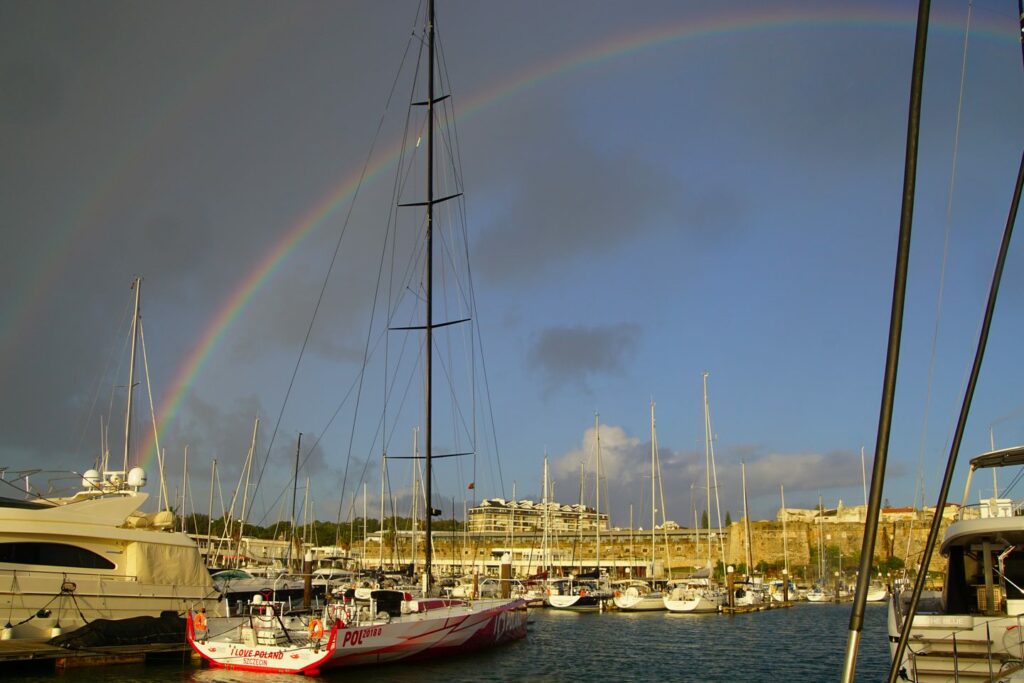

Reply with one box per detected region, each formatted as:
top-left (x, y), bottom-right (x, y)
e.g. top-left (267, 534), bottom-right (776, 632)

top-left (424, 0), bottom-right (435, 593)
top-left (840, 1), bottom-right (930, 680)
top-left (290, 433), bottom-right (302, 572)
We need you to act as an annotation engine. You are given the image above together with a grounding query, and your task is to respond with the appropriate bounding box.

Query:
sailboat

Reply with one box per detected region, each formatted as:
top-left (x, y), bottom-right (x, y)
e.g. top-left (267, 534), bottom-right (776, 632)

top-left (0, 278), bottom-right (220, 642)
top-left (664, 373), bottom-right (726, 614)
top-left (187, 1), bottom-right (527, 673)
top-left (548, 416), bottom-right (613, 611)
top-left (613, 401), bottom-right (667, 611)
top-left (731, 462), bottom-right (766, 607)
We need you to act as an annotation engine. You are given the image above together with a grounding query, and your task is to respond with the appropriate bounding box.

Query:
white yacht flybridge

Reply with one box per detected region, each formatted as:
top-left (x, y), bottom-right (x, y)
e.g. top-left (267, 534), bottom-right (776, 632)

top-left (0, 465), bottom-right (218, 641)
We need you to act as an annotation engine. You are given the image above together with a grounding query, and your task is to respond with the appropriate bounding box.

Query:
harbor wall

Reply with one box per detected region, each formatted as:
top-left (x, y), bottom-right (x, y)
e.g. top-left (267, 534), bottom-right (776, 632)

top-left (354, 516), bottom-right (951, 580)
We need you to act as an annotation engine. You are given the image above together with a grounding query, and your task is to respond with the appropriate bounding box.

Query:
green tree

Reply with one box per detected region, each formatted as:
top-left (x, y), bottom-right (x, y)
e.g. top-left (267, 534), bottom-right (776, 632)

top-left (701, 510), bottom-right (709, 529)
top-left (725, 511), bottom-right (732, 526)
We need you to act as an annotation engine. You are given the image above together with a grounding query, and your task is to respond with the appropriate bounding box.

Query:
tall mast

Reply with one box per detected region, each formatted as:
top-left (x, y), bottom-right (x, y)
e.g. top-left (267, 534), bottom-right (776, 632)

top-left (781, 484), bottom-right (790, 579)
top-left (742, 462), bottom-right (753, 575)
top-left (379, 452), bottom-right (386, 570)
top-left (650, 401), bottom-right (656, 576)
top-left (290, 433), bottom-right (302, 571)
top-left (412, 428), bottom-right (419, 575)
top-left (702, 372), bottom-right (712, 569)
top-left (510, 481), bottom-right (517, 577)
top-left (362, 482), bottom-right (368, 571)
top-left (181, 445), bottom-right (189, 532)
top-left (206, 458), bottom-right (217, 564)
top-left (122, 277), bottom-right (141, 472)
top-left (860, 446), bottom-right (868, 514)
top-left (542, 454), bottom-right (550, 573)
top-left (595, 413), bottom-right (601, 573)
top-left (423, 0), bottom-right (436, 591)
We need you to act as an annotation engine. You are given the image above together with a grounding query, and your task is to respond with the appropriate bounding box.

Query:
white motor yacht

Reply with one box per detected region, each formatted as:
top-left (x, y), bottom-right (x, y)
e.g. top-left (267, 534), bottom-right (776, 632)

top-left (0, 467), bottom-right (219, 641)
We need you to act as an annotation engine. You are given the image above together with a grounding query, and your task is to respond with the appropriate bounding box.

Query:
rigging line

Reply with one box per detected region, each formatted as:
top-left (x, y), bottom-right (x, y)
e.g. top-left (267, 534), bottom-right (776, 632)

top-left (346, 329), bottom-right (423, 529)
top-left (1019, 0), bottom-right (1024, 73)
top-left (251, 23), bottom-right (420, 525)
top-left (913, 0), bottom-right (974, 513)
top-left (73, 292), bottom-right (132, 457)
top-left (380, 43), bottom-right (427, 483)
top-left (434, 32), bottom-right (483, 493)
top-left (442, 112), bottom-right (502, 501)
top-left (428, 329), bottom-right (476, 449)
top-left (888, 148), bottom-right (1023, 683)
top-left (138, 321), bottom-right (171, 510)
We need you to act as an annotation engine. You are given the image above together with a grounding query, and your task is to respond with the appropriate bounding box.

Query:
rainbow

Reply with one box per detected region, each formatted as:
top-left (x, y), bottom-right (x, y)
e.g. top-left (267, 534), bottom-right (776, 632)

top-left (120, 4), bottom-right (1017, 469)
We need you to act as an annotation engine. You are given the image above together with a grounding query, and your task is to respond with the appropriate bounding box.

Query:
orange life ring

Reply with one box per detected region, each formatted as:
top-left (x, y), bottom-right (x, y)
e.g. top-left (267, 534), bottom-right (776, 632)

top-left (309, 618), bottom-right (325, 640)
top-left (579, 589), bottom-right (588, 597)
top-left (193, 612), bottom-right (207, 631)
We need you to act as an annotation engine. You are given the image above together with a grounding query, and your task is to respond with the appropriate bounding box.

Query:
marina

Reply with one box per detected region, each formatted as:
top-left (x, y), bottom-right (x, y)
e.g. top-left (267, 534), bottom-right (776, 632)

top-left (6, 604), bottom-right (890, 682)
top-left (3, 0), bottom-right (1024, 681)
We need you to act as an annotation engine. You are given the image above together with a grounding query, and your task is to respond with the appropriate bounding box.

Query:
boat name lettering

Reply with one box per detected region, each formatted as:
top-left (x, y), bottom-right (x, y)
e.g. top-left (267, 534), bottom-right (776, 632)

top-left (341, 626), bottom-right (383, 647)
top-left (227, 645), bottom-right (284, 660)
top-left (493, 609), bottom-right (523, 641)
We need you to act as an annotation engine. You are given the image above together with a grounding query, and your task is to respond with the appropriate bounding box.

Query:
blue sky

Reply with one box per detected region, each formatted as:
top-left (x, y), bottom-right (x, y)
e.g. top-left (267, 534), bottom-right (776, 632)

top-left (1, 0), bottom-right (1022, 528)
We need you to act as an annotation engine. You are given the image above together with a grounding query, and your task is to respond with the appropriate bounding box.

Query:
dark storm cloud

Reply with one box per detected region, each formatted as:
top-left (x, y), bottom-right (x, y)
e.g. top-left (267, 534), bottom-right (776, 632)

top-left (165, 392), bottom-right (351, 523)
top-left (528, 323), bottom-right (640, 393)
top-left (470, 118), bottom-right (741, 285)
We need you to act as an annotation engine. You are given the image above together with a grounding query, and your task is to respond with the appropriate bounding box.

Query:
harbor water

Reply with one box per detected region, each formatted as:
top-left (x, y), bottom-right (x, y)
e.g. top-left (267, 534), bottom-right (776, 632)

top-left (8, 603), bottom-right (889, 682)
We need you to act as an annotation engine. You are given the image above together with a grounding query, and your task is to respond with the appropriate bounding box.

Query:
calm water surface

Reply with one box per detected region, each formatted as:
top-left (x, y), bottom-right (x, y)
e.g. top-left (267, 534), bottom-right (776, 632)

top-left (9, 603), bottom-right (889, 682)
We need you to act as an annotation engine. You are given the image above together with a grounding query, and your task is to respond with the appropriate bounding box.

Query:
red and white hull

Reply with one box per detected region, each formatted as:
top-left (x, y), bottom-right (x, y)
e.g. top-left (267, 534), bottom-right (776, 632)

top-left (188, 597), bottom-right (528, 675)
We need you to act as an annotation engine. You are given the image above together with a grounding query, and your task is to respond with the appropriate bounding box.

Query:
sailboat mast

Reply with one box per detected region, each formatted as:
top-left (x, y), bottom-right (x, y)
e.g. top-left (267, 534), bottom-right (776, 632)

top-left (290, 433), bottom-right (302, 571)
top-left (379, 452), bottom-right (386, 570)
top-left (542, 454), bottom-right (550, 573)
top-left (122, 277), bottom-right (141, 472)
top-left (860, 446), bottom-right (868, 513)
top-left (509, 482), bottom-right (517, 577)
top-left (412, 428), bottom-right (419, 575)
top-left (650, 401), bottom-right (656, 575)
top-left (423, 0), bottom-right (436, 591)
top-left (742, 462), bottom-right (753, 575)
top-left (702, 372), bottom-right (712, 568)
top-left (362, 482), bottom-right (368, 571)
top-left (595, 413), bottom-right (601, 573)
top-left (181, 445), bottom-right (189, 532)
top-left (781, 484), bottom-right (789, 579)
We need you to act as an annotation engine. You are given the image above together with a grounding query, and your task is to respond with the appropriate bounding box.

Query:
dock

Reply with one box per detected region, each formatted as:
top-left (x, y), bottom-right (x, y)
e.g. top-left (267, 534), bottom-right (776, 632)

top-left (721, 601), bottom-right (794, 614)
top-left (0, 640), bottom-right (194, 669)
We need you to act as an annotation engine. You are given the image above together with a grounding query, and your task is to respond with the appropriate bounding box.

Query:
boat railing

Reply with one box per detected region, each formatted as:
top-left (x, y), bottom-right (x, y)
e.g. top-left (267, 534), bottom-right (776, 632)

top-left (0, 566), bottom-right (142, 583)
top-left (902, 607), bottom-right (1024, 679)
top-left (957, 498), bottom-right (1024, 521)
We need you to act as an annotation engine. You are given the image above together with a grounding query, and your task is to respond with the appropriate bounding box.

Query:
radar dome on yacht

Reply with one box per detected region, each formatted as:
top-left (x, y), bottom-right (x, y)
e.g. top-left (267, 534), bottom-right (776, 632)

top-left (153, 510), bottom-right (174, 529)
top-left (81, 469), bottom-right (102, 489)
top-left (127, 467), bottom-right (147, 488)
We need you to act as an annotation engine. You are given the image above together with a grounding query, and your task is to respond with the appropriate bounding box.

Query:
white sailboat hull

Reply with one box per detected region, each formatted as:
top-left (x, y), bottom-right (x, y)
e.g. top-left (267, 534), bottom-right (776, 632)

top-left (663, 592), bottom-right (723, 614)
top-left (612, 591), bottom-right (666, 611)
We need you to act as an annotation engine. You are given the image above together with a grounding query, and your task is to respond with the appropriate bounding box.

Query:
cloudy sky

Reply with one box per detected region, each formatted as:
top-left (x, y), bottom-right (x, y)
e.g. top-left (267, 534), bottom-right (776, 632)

top-left (2, 0), bottom-right (1022, 528)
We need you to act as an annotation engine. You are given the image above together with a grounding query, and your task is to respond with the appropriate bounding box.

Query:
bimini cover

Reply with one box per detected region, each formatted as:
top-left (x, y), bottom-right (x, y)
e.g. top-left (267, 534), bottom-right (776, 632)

top-left (969, 445), bottom-right (1024, 471)
top-left (127, 541), bottom-right (214, 589)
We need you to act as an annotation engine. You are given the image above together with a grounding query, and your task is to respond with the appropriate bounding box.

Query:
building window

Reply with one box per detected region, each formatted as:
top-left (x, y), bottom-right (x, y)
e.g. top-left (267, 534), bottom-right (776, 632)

top-left (0, 542), bottom-right (116, 570)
